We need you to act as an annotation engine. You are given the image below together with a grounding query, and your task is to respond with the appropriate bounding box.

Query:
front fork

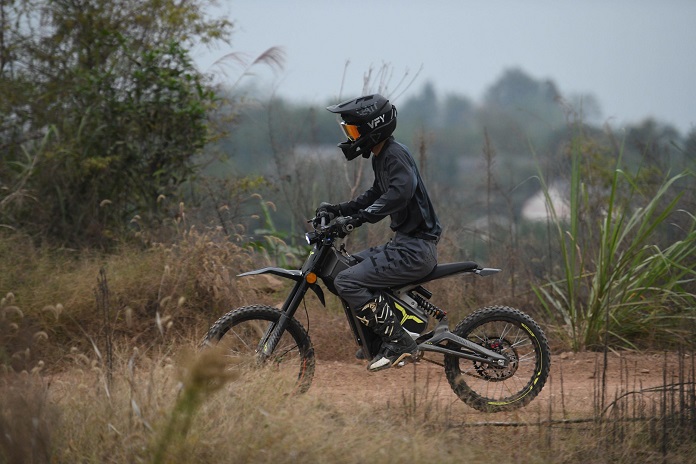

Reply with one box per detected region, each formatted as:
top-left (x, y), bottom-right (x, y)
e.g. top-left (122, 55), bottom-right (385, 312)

top-left (258, 278), bottom-right (309, 359)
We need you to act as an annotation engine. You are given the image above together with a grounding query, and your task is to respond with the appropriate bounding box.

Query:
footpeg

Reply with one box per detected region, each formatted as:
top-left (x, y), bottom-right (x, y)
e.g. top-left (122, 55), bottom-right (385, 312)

top-left (395, 350), bottom-right (421, 368)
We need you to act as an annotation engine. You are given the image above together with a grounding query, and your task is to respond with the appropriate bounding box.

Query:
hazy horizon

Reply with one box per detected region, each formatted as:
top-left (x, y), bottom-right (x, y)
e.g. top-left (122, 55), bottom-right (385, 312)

top-left (194, 0), bottom-right (696, 135)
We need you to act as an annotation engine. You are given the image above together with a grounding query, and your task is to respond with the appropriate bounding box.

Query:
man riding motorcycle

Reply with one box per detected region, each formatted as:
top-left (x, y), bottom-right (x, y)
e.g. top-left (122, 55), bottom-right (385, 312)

top-left (317, 93), bottom-right (441, 371)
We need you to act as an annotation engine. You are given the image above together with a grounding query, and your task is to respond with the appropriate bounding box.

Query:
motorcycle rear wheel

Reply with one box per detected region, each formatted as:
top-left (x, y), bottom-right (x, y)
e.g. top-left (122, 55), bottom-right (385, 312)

top-left (444, 306), bottom-right (551, 412)
top-left (201, 305), bottom-right (316, 393)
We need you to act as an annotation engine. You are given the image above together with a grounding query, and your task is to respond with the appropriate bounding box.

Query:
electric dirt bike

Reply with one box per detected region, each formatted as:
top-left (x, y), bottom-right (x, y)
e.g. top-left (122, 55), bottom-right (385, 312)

top-left (202, 214), bottom-right (551, 412)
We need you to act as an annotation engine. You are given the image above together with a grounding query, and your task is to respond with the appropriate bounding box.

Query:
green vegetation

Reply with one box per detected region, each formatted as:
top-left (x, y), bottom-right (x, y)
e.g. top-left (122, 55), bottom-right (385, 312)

top-left (1, 1), bottom-right (695, 462)
top-left (533, 129), bottom-right (695, 351)
top-left (0, 0), bottom-right (235, 247)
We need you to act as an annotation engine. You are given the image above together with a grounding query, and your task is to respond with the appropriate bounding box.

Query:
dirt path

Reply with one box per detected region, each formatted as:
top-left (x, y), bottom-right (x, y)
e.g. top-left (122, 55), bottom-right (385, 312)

top-left (309, 350), bottom-right (688, 422)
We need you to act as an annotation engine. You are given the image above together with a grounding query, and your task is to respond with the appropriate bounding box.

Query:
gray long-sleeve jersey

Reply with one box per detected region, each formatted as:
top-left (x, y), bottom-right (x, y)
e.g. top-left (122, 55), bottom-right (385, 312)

top-left (339, 137), bottom-right (441, 237)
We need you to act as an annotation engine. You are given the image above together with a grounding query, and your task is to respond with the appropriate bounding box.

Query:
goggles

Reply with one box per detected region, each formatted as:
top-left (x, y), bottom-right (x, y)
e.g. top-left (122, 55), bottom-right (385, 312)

top-left (339, 121), bottom-right (361, 141)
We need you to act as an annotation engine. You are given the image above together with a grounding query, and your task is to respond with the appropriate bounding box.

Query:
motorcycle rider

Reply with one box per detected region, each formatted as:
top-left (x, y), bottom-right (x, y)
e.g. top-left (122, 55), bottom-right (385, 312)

top-left (317, 93), bottom-right (441, 372)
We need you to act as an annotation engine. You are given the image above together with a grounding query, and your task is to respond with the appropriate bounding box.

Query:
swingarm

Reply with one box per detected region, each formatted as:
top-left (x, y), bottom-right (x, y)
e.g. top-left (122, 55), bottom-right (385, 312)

top-left (417, 319), bottom-right (509, 367)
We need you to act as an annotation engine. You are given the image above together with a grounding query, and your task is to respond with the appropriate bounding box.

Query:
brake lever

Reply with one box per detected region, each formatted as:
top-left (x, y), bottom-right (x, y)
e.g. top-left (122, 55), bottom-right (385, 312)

top-left (309, 213), bottom-right (331, 232)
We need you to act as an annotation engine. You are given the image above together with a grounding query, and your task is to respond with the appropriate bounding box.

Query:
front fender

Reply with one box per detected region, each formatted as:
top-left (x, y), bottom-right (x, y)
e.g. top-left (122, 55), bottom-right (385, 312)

top-left (238, 267), bottom-right (326, 306)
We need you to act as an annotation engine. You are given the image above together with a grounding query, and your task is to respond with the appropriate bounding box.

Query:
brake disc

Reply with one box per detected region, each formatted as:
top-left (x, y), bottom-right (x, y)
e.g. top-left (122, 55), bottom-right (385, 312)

top-left (473, 338), bottom-right (519, 381)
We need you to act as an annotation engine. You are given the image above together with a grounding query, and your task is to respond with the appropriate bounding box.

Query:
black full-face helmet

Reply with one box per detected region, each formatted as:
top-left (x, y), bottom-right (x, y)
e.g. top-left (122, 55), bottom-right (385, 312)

top-left (326, 94), bottom-right (397, 160)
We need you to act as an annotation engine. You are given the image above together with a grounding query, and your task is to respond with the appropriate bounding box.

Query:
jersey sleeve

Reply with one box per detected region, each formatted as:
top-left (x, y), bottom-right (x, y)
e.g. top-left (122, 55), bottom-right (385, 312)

top-left (360, 152), bottom-right (417, 223)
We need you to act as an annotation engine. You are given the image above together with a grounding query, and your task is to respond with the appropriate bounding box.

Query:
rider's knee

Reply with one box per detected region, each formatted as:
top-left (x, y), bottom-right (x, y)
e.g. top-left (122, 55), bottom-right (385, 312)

top-left (333, 269), bottom-right (362, 299)
top-left (333, 271), bottom-right (349, 296)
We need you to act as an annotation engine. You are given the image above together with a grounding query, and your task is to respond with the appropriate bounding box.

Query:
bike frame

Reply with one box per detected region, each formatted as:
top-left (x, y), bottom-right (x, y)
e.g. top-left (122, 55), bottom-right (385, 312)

top-left (240, 222), bottom-right (509, 368)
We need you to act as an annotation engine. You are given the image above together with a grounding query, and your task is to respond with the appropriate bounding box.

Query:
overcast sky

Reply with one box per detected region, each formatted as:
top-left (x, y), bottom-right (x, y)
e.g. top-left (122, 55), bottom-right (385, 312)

top-left (194, 0), bottom-right (696, 134)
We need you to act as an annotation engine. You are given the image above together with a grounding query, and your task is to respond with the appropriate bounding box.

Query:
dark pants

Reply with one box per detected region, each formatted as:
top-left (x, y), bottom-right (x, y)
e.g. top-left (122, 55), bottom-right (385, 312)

top-left (334, 232), bottom-right (438, 311)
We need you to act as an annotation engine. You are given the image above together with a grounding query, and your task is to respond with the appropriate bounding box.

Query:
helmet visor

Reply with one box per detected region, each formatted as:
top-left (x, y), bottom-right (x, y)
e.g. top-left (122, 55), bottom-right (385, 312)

top-left (340, 121), bottom-right (361, 141)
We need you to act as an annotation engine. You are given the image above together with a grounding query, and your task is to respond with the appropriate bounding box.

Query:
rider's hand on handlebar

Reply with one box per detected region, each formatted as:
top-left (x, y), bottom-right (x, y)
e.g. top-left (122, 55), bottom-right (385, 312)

top-left (315, 202), bottom-right (341, 221)
top-left (335, 215), bottom-right (364, 237)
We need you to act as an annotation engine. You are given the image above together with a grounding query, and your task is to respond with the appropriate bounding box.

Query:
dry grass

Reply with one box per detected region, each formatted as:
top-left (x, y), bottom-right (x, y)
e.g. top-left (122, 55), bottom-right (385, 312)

top-left (1, 227), bottom-right (695, 463)
top-left (3, 339), bottom-right (694, 463)
top-left (2, 339), bottom-right (479, 463)
top-left (0, 226), bottom-right (260, 370)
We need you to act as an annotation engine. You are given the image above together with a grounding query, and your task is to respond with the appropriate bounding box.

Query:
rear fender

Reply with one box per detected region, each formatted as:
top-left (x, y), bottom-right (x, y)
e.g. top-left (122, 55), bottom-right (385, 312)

top-left (476, 268), bottom-right (501, 277)
top-left (238, 267), bottom-right (326, 306)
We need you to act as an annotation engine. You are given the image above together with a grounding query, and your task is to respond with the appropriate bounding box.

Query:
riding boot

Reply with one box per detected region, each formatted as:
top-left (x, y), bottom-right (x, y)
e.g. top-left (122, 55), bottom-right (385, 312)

top-left (354, 294), bottom-right (419, 372)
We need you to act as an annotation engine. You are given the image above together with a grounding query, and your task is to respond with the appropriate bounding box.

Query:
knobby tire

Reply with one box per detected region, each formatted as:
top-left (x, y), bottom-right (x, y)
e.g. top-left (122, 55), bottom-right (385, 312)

top-left (444, 306), bottom-right (551, 412)
top-left (201, 305), bottom-right (316, 394)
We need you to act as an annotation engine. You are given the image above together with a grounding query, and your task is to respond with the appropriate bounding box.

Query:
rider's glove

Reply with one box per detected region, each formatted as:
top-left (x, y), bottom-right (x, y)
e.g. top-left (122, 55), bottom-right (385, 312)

top-left (335, 214), bottom-right (364, 237)
top-left (315, 202), bottom-right (341, 221)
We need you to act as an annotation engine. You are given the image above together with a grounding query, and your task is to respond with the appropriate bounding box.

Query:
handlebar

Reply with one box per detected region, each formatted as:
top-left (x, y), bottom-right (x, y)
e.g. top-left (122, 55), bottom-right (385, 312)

top-left (305, 213), bottom-right (353, 244)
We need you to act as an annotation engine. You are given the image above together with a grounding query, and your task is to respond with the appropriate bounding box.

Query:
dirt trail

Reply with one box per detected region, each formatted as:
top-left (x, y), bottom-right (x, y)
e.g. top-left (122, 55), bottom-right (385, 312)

top-left (309, 351), bottom-right (688, 421)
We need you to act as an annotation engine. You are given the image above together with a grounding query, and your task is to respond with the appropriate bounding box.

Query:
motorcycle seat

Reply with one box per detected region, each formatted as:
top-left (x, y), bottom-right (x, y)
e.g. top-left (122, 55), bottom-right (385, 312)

top-left (415, 261), bottom-right (479, 284)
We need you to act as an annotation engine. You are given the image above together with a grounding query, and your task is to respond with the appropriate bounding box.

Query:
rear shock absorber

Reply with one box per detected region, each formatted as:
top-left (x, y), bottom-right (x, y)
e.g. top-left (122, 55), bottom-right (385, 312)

top-left (411, 293), bottom-right (447, 320)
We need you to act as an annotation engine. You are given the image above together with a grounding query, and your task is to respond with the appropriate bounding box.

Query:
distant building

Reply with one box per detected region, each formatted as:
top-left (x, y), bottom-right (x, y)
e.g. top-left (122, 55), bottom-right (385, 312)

top-left (521, 183), bottom-right (570, 221)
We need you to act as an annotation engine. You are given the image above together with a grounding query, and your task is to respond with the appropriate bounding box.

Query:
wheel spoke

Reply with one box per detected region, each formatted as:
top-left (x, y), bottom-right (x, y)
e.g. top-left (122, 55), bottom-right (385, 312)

top-left (202, 305), bottom-right (316, 394)
top-left (444, 307), bottom-right (550, 411)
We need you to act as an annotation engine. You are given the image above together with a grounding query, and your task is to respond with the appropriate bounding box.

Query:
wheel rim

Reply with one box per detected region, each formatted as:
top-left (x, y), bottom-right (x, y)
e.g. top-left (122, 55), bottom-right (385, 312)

top-left (454, 318), bottom-right (542, 405)
top-left (216, 318), bottom-right (308, 387)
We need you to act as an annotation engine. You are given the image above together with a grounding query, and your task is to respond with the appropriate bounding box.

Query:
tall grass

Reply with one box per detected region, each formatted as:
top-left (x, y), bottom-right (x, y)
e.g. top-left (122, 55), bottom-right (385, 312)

top-left (2, 131), bottom-right (695, 461)
top-left (533, 132), bottom-right (696, 351)
top-left (595, 350), bottom-right (696, 460)
top-left (2, 337), bottom-right (695, 463)
top-left (0, 222), bottom-right (261, 371)
top-left (1, 202), bottom-right (695, 462)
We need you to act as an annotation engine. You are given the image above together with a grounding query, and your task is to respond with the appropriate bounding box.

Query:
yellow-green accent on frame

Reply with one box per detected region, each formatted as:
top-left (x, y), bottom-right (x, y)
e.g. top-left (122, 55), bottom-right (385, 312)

top-left (394, 302), bottom-right (424, 326)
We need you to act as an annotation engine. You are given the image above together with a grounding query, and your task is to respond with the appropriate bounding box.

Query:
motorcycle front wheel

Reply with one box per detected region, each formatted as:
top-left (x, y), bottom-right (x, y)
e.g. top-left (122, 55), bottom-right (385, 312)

top-left (201, 304), bottom-right (316, 393)
top-left (444, 306), bottom-right (551, 412)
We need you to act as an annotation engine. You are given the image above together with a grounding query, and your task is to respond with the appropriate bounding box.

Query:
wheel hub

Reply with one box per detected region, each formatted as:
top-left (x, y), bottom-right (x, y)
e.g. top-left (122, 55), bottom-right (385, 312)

top-left (474, 338), bottom-right (518, 381)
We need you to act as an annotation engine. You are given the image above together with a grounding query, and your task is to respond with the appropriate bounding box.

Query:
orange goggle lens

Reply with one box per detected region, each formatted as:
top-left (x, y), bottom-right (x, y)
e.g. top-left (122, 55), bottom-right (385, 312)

top-left (340, 122), bottom-right (361, 141)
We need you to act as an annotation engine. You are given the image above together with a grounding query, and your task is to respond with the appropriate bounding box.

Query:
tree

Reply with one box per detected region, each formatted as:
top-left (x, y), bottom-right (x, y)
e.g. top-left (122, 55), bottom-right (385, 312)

top-left (484, 68), bottom-right (560, 109)
top-left (0, 0), bottom-right (232, 247)
top-left (625, 118), bottom-right (681, 173)
top-left (685, 128), bottom-right (696, 163)
top-left (442, 93), bottom-right (474, 126)
top-left (479, 68), bottom-right (566, 153)
top-left (400, 81), bottom-right (440, 129)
